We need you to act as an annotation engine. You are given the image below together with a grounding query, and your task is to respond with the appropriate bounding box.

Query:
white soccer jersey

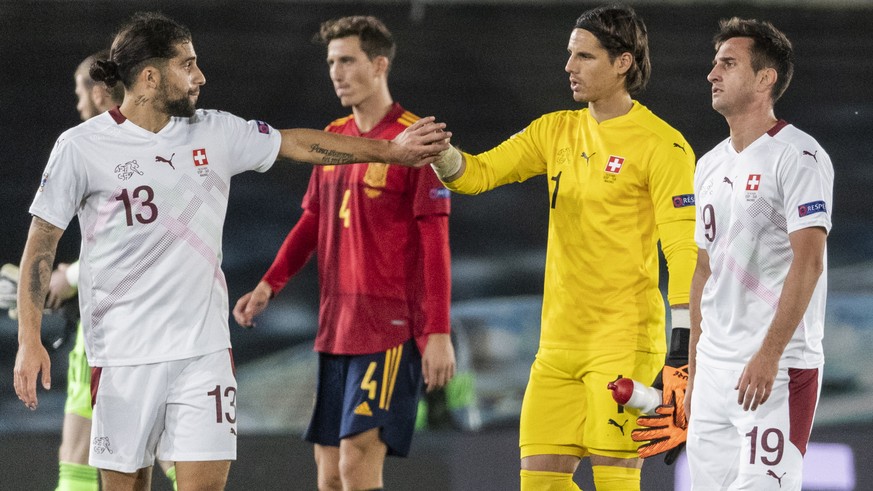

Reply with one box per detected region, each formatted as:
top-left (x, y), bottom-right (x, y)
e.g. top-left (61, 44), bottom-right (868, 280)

top-left (30, 108), bottom-right (281, 366)
top-left (693, 121), bottom-right (833, 370)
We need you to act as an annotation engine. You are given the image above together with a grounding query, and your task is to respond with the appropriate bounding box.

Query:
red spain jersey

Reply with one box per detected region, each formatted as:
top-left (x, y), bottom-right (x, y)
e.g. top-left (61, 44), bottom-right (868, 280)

top-left (270, 103), bottom-right (451, 354)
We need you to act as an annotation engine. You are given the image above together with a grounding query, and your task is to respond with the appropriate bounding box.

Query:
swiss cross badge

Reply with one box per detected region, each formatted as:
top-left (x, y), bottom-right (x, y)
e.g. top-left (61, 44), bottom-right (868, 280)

top-left (605, 155), bottom-right (625, 174)
top-left (193, 148), bottom-right (210, 176)
top-left (745, 173), bottom-right (761, 201)
top-left (745, 174), bottom-right (761, 191)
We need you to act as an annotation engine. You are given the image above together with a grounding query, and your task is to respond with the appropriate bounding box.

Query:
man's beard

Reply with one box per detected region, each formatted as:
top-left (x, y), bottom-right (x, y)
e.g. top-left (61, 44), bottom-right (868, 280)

top-left (158, 82), bottom-right (196, 117)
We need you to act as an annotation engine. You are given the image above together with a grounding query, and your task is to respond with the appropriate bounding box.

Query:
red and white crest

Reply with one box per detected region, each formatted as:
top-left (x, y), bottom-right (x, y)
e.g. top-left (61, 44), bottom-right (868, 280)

top-left (193, 148), bottom-right (209, 167)
top-left (605, 155), bottom-right (625, 174)
top-left (746, 174), bottom-right (761, 191)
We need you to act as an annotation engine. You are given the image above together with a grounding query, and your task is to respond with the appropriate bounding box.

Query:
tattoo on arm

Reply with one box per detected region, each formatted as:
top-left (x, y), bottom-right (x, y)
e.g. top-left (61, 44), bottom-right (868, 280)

top-left (309, 144), bottom-right (355, 165)
top-left (26, 218), bottom-right (59, 308)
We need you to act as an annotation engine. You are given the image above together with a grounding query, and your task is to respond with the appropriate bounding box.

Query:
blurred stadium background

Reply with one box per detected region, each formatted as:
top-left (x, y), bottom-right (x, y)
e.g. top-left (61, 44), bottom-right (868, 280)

top-left (1, 0), bottom-right (871, 489)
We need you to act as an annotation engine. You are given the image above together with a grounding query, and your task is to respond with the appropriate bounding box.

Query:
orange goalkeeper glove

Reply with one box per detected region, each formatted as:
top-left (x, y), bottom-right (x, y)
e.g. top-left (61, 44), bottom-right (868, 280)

top-left (631, 364), bottom-right (688, 464)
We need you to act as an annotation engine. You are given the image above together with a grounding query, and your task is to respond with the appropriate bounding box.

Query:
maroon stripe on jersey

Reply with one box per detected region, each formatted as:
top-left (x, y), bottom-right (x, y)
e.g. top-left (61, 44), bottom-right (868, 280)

top-left (109, 106), bottom-right (126, 124)
top-left (228, 348), bottom-right (236, 377)
top-left (788, 367), bottom-right (819, 456)
top-left (767, 119), bottom-right (789, 136)
top-left (90, 366), bottom-right (103, 409)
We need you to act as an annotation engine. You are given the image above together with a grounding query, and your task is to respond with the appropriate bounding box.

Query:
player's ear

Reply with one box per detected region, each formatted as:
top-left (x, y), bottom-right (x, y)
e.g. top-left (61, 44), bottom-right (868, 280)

top-left (614, 51), bottom-right (633, 77)
top-left (139, 64), bottom-right (162, 91)
top-left (373, 55), bottom-right (390, 77)
top-left (757, 67), bottom-right (777, 96)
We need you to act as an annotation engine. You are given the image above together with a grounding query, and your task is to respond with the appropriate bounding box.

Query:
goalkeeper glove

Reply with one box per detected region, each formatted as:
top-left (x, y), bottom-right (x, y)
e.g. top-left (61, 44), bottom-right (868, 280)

top-left (633, 310), bottom-right (690, 465)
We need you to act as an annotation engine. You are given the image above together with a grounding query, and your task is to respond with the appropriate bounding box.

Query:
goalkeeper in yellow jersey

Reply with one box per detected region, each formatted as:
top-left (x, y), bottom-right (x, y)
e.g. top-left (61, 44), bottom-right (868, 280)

top-left (429, 5), bottom-right (696, 490)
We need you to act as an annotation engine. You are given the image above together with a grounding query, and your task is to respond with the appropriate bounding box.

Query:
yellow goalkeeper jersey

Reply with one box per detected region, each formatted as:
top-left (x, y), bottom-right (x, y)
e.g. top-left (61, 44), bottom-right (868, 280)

top-left (446, 102), bottom-right (696, 352)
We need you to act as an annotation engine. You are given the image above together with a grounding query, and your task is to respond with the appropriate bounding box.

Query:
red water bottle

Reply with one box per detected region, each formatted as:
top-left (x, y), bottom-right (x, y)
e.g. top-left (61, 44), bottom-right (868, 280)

top-left (607, 378), bottom-right (661, 414)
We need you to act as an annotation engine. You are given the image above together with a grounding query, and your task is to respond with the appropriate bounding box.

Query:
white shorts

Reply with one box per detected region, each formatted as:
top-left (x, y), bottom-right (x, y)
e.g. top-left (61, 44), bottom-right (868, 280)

top-left (90, 349), bottom-right (238, 472)
top-left (686, 362), bottom-right (821, 490)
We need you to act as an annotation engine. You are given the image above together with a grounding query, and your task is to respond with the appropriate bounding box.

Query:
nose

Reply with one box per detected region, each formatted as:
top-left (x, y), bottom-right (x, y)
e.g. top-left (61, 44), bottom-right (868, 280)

top-left (707, 65), bottom-right (719, 83)
top-left (564, 56), bottom-right (574, 74)
top-left (193, 65), bottom-right (206, 86)
top-left (330, 64), bottom-right (342, 82)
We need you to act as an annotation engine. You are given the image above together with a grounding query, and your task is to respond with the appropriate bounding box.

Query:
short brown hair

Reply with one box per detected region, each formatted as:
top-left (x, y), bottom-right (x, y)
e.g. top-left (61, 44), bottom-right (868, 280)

top-left (575, 5), bottom-right (651, 96)
top-left (314, 16), bottom-right (395, 64)
top-left (714, 17), bottom-right (794, 102)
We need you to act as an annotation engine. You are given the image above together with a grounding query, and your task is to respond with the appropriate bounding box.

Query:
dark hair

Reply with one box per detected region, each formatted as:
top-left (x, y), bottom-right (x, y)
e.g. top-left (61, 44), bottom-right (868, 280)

top-left (78, 49), bottom-right (124, 104)
top-left (314, 16), bottom-right (396, 64)
top-left (90, 12), bottom-right (192, 89)
top-left (714, 17), bottom-right (794, 102)
top-left (575, 4), bottom-right (651, 96)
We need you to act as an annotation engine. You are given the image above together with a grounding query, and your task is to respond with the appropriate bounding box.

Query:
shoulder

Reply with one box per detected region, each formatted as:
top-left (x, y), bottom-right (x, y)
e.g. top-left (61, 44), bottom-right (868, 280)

top-left (769, 123), bottom-right (827, 157)
top-left (536, 109), bottom-right (584, 125)
top-left (54, 113), bottom-right (116, 149)
top-left (394, 108), bottom-right (420, 128)
top-left (189, 108), bottom-right (249, 127)
top-left (630, 102), bottom-right (689, 146)
top-left (325, 114), bottom-right (355, 132)
top-left (696, 137), bottom-right (731, 170)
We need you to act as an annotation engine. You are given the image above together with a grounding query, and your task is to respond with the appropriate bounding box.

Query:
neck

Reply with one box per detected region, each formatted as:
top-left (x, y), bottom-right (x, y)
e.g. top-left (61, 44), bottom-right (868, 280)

top-left (351, 87), bottom-right (393, 133)
top-left (587, 91), bottom-right (633, 123)
top-left (119, 94), bottom-right (172, 133)
top-left (724, 103), bottom-right (778, 153)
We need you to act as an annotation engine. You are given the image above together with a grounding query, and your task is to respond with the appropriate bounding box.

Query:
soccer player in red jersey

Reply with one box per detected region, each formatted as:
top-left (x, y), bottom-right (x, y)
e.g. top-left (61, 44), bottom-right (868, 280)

top-left (233, 16), bottom-right (456, 491)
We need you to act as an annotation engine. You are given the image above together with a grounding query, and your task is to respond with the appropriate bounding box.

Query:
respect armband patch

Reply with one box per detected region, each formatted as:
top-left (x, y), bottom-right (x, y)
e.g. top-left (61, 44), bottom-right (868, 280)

top-left (672, 194), bottom-right (695, 208)
top-left (798, 200), bottom-right (827, 217)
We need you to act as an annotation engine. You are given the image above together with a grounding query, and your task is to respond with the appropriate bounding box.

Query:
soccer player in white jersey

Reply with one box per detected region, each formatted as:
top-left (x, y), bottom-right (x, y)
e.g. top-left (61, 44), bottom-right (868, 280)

top-left (686, 17), bottom-right (833, 490)
top-left (12, 11), bottom-right (448, 491)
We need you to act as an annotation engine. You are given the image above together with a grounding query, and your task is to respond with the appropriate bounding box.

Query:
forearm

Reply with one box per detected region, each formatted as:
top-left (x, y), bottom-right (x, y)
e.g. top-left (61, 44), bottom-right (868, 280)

top-left (431, 146), bottom-right (467, 183)
top-left (688, 249), bottom-right (710, 380)
top-left (18, 217), bottom-right (63, 345)
top-left (417, 214), bottom-right (451, 336)
top-left (759, 252), bottom-right (824, 360)
top-left (261, 210), bottom-right (318, 295)
top-left (278, 129), bottom-right (392, 165)
top-left (659, 219), bottom-right (697, 306)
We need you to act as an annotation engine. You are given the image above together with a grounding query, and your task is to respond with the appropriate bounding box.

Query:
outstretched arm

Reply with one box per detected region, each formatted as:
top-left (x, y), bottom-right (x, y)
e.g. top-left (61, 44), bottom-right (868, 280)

top-left (278, 117), bottom-right (449, 167)
top-left (14, 216), bottom-right (63, 410)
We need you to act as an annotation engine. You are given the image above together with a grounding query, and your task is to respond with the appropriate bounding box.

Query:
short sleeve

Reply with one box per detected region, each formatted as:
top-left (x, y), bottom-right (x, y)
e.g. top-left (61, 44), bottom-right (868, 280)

top-left (221, 114), bottom-right (282, 176)
top-left (781, 147), bottom-right (833, 234)
top-left (29, 136), bottom-right (86, 230)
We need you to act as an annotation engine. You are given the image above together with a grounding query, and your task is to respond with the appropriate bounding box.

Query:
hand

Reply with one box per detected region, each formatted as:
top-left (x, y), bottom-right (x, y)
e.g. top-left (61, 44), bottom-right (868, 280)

top-left (232, 281), bottom-right (273, 328)
top-left (735, 350), bottom-right (779, 411)
top-left (390, 116), bottom-right (451, 168)
top-left (632, 364), bottom-right (689, 464)
top-left (46, 263), bottom-right (77, 310)
top-left (632, 403), bottom-right (686, 464)
top-left (13, 340), bottom-right (51, 410)
top-left (421, 333), bottom-right (456, 392)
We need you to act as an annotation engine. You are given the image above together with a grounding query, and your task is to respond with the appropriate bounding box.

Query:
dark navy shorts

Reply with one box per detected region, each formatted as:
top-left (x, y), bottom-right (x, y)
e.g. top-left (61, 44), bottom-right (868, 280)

top-left (304, 339), bottom-right (423, 457)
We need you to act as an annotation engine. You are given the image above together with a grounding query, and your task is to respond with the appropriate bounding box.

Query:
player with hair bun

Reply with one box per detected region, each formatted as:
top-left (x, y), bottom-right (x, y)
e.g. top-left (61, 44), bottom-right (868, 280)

top-left (14, 11), bottom-right (448, 491)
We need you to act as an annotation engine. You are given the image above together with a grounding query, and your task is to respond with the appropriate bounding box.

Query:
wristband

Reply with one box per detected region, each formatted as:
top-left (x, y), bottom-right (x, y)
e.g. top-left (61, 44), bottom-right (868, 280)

top-left (65, 261), bottom-right (80, 289)
top-left (430, 146), bottom-right (462, 180)
top-left (670, 308), bottom-right (690, 330)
